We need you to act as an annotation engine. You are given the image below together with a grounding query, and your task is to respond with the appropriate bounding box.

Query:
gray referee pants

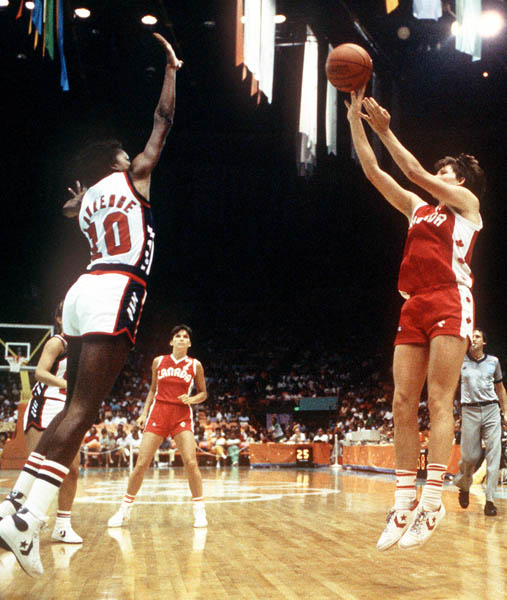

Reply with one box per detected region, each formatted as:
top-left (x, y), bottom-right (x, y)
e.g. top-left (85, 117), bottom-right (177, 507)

top-left (454, 404), bottom-right (502, 501)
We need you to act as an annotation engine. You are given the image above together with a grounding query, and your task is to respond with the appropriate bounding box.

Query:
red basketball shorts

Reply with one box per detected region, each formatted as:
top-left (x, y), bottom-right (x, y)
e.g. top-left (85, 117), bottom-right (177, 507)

top-left (144, 400), bottom-right (194, 439)
top-left (395, 284), bottom-right (474, 346)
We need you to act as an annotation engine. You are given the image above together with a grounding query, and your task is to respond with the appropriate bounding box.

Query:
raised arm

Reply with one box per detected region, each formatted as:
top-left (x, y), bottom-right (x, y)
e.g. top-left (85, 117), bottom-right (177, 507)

top-left (62, 181), bottom-right (87, 218)
top-left (361, 97), bottom-right (480, 222)
top-left (130, 33), bottom-right (183, 192)
top-left (346, 89), bottom-right (422, 219)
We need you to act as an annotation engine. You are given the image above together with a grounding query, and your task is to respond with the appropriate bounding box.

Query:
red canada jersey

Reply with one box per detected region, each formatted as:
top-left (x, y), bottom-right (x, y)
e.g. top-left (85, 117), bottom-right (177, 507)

top-left (398, 202), bottom-right (482, 299)
top-left (154, 354), bottom-right (197, 404)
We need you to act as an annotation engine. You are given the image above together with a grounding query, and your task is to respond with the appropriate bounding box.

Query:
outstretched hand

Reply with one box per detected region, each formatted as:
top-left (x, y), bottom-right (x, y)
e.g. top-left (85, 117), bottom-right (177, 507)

top-left (344, 85), bottom-right (367, 122)
top-left (362, 97), bottom-right (391, 134)
top-left (62, 180), bottom-right (88, 218)
top-left (153, 33), bottom-right (183, 69)
top-left (68, 180), bottom-right (87, 200)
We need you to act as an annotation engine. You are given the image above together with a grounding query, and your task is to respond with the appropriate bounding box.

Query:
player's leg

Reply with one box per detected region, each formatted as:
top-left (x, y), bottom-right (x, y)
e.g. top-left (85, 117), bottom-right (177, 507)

top-left (377, 343), bottom-right (427, 551)
top-left (0, 335), bottom-right (130, 576)
top-left (399, 334), bottom-right (467, 550)
top-left (482, 405), bottom-right (502, 515)
top-left (108, 432), bottom-right (163, 528)
top-left (0, 428), bottom-right (44, 520)
top-left (52, 451), bottom-right (83, 543)
top-left (175, 429), bottom-right (207, 527)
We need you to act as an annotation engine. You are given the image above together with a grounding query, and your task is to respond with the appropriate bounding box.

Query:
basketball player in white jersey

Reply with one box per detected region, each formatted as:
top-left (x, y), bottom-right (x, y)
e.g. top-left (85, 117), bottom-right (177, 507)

top-left (346, 88), bottom-right (485, 550)
top-left (108, 325), bottom-right (208, 529)
top-left (0, 303), bottom-right (82, 544)
top-left (0, 33), bottom-right (182, 577)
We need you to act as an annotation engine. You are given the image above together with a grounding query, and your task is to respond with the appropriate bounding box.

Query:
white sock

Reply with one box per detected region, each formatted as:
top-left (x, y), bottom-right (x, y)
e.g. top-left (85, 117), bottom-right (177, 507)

top-left (394, 469), bottom-right (417, 509)
top-left (55, 510), bottom-right (72, 528)
top-left (121, 493), bottom-right (136, 509)
top-left (10, 451), bottom-right (46, 498)
top-left (420, 463), bottom-right (446, 511)
top-left (192, 497), bottom-right (205, 511)
top-left (24, 459), bottom-right (69, 520)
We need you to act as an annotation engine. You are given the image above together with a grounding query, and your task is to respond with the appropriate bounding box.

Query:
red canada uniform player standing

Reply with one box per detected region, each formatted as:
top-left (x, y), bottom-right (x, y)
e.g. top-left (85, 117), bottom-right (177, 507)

top-left (108, 324), bottom-right (208, 529)
top-left (347, 87), bottom-right (486, 551)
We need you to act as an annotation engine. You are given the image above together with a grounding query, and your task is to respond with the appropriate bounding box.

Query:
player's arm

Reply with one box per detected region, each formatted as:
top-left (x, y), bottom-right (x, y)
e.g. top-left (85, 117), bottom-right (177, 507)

top-left (136, 356), bottom-right (162, 428)
top-left (35, 337), bottom-right (67, 389)
top-left (130, 34), bottom-right (183, 186)
top-left (361, 97), bottom-right (480, 219)
top-left (62, 181), bottom-right (87, 218)
top-left (346, 89), bottom-right (422, 219)
top-left (180, 361), bottom-right (207, 405)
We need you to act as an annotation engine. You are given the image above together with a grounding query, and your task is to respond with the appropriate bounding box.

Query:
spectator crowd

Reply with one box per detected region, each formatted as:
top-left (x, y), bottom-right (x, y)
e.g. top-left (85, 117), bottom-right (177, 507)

top-left (1, 326), bottom-right (505, 465)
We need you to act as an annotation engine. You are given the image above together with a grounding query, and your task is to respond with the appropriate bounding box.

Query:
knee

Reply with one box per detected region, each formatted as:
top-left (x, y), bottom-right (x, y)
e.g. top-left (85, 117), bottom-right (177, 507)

top-left (393, 392), bottom-right (418, 425)
top-left (134, 455), bottom-right (152, 472)
top-left (427, 393), bottom-right (453, 420)
top-left (68, 462), bottom-right (79, 480)
top-left (184, 457), bottom-right (199, 472)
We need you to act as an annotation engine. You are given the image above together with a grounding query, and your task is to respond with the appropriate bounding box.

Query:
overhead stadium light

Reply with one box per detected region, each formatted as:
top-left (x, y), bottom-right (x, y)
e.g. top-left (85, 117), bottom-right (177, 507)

top-left (0, 1), bottom-right (10, 9)
top-left (480, 10), bottom-right (504, 37)
top-left (451, 10), bottom-right (504, 38)
top-left (25, 1), bottom-right (35, 9)
top-left (74, 8), bottom-right (91, 19)
top-left (141, 14), bottom-right (158, 26)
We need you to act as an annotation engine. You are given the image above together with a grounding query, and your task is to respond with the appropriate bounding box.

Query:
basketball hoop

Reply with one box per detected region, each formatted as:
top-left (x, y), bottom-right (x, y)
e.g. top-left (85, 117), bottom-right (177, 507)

top-left (6, 355), bottom-right (26, 373)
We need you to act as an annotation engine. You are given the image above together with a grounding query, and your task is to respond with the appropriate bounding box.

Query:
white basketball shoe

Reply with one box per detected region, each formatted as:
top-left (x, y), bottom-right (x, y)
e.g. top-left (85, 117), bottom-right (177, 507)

top-left (376, 499), bottom-right (418, 551)
top-left (0, 508), bottom-right (46, 577)
top-left (192, 503), bottom-right (208, 528)
top-left (398, 503), bottom-right (446, 549)
top-left (107, 505), bottom-right (132, 528)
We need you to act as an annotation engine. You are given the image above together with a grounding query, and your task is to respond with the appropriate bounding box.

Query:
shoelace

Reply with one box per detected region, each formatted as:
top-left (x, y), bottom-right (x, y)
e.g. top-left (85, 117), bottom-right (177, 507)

top-left (409, 510), bottom-right (431, 534)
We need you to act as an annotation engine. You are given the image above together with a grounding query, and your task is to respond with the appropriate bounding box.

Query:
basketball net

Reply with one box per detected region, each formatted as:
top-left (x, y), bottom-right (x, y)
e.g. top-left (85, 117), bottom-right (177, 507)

top-left (6, 355), bottom-right (26, 374)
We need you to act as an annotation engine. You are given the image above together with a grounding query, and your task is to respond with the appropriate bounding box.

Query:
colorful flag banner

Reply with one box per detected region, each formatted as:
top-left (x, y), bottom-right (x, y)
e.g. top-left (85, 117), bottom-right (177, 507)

top-left (385, 0), bottom-right (399, 14)
top-left (57, 0), bottom-right (69, 91)
top-left (15, 0), bottom-right (69, 90)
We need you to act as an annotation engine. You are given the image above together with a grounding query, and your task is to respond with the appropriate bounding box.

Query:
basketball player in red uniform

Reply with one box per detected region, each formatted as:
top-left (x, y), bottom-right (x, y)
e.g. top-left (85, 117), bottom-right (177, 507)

top-left (108, 325), bottom-right (208, 528)
top-left (346, 88), bottom-right (485, 550)
top-left (0, 303), bottom-right (81, 544)
top-left (0, 34), bottom-right (182, 577)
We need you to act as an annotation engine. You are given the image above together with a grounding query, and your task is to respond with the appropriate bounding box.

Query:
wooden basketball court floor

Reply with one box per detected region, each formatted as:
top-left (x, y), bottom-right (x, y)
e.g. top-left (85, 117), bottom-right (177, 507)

top-left (1, 466), bottom-right (506, 600)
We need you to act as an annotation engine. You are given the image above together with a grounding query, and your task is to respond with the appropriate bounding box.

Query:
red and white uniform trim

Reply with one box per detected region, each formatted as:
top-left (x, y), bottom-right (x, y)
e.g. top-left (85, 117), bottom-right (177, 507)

top-left (398, 202), bottom-right (482, 299)
top-left (144, 355), bottom-right (198, 439)
top-left (79, 171), bottom-right (155, 279)
top-left (154, 355), bottom-right (197, 405)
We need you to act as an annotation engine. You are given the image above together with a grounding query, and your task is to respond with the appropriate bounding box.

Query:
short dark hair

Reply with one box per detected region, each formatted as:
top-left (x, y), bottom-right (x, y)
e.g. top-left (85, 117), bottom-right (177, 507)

top-left (474, 328), bottom-right (487, 343)
top-left (74, 139), bottom-right (123, 187)
top-left (169, 324), bottom-right (193, 342)
top-left (434, 154), bottom-right (486, 200)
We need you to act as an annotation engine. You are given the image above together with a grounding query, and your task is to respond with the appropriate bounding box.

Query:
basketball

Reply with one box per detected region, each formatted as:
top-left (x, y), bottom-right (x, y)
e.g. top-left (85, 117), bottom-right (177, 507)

top-left (325, 43), bottom-right (373, 92)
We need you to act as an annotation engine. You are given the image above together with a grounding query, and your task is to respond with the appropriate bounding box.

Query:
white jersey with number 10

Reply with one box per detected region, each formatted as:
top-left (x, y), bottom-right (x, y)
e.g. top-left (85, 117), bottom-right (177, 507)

top-left (79, 171), bottom-right (155, 278)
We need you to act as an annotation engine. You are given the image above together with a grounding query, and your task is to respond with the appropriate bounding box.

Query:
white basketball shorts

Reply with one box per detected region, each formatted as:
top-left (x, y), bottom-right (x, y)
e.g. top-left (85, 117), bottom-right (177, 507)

top-left (62, 272), bottom-right (146, 344)
top-left (24, 395), bottom-right (65, 432)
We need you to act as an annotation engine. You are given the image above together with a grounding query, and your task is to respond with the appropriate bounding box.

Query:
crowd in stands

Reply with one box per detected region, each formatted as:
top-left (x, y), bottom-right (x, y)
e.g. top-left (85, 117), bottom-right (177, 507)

top-left (1, 329), bottom-right (506, 465)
